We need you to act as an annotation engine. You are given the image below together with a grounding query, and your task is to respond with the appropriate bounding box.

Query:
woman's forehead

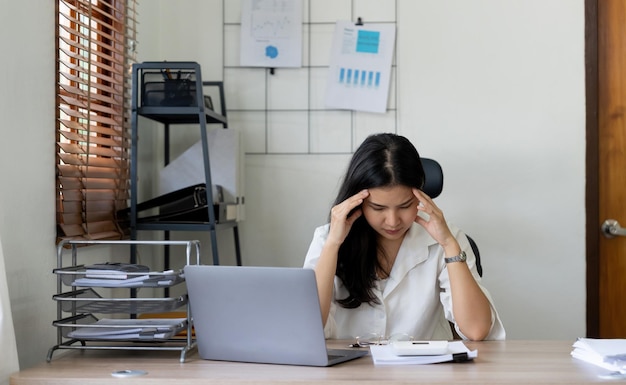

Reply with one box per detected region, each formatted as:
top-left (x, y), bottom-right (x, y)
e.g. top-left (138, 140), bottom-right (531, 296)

top-left (366, 185), bottom-right (415, 205)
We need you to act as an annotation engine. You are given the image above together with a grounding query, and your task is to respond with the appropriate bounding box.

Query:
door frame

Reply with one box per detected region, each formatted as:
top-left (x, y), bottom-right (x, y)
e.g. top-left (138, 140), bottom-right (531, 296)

top-left (585, 0), bottom-right (600, 338)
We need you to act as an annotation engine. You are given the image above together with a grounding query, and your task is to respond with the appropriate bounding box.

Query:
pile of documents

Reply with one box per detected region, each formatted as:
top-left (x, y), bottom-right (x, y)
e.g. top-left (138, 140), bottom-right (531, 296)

top-left (84, 263), bottom-right (150, 277)
top-left (67, 318), bottom-right (187, 340)
top-left (369, 341), bottom-right (477, 365)
top-left (571, 338), bottom-right (626, 373)
top-left (72, 263), bottom-right (151, 287)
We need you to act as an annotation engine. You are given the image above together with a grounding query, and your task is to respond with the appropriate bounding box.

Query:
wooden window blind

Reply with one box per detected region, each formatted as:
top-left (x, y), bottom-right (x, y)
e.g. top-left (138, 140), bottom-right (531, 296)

top-left (56, 0), bottom-right (137, 242)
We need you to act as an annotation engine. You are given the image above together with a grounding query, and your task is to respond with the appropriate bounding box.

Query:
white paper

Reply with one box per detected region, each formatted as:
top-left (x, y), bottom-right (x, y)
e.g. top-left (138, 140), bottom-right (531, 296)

top-left (571, 338), bottom-right (626, 372)
top-left (325, 21), bottom-right (396, 113)
top-left (72, 275), bottom-right (150, 287)
top-left (240, 0), bottom-right (303, 68)
top-left (67, 318), bottom-right (186, 340)
top-left (369, 341), bottom-right (477, 365)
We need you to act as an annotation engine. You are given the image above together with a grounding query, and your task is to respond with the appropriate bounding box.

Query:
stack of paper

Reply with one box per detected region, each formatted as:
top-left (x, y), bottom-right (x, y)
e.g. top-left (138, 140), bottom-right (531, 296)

top-left (67, 318), bottom-right (187, 340)
top-left (571, 338), bottom-right (626, 372)
top-left (84, 263), bottom-right (150, 278)
top-left (72, 263), bottom-right (152, 287)
top-left (72, 275), bottom-right (150, 287)
top-left (369, 341), bottom-right (477, 365)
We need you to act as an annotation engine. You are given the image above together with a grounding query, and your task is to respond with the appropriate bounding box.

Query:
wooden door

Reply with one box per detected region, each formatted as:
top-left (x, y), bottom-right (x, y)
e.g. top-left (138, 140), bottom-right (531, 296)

top-left (587, 0), bottom-right (626, 338)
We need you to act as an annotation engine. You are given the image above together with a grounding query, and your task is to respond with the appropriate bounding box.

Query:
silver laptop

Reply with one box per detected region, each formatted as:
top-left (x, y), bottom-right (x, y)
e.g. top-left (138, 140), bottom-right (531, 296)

top-left (184, 265), bottom-right (368, 366)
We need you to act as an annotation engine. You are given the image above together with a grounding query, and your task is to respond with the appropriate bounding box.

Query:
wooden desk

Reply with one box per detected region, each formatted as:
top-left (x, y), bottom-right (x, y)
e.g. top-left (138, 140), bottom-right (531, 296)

top-left (10, 340), bottom-right (624, 384)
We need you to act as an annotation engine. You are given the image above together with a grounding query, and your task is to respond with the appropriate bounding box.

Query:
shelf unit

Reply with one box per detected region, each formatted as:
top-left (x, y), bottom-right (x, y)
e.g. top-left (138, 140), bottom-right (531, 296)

top-left (47, 239), bottom-right (200, 363)
top-left (130, 61), bottom-right (241, 267)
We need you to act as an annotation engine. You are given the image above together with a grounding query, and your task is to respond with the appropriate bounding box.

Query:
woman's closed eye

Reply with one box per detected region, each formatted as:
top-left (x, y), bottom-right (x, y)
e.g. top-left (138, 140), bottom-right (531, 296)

top-left (367, 201), bottom-right (414, 211)
top-left (367, 203), bottom-right (386, 211)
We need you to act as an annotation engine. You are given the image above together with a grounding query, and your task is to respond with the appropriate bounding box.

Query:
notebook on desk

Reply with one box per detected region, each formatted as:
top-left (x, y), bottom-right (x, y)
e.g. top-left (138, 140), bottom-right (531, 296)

top-left (184, 265), bottom-right (368, 366)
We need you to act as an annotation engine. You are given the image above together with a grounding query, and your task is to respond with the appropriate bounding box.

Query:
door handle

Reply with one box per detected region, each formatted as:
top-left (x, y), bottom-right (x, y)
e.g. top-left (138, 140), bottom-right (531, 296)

top-left (602, 219), bottom-right (626, 238)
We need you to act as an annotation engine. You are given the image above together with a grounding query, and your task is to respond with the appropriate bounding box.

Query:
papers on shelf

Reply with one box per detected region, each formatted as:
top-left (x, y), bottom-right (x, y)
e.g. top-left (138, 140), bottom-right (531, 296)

top-left (571, 338), bottom-right (626, 373)
top-left (84, 263), bottom-right (150, 279)
top-left (72, 274), bottom-right (179, 288)
top-left (72, 275), bottom-right (151, 287)
top-left (369, 341), bottom-right (477, 365)
top-left (67, 318), bottom-right (187, 340)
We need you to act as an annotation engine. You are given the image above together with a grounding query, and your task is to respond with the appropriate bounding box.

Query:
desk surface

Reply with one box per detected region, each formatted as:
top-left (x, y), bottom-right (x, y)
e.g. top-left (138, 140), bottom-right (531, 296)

top-left (10, 340), bottom-right (623, 384)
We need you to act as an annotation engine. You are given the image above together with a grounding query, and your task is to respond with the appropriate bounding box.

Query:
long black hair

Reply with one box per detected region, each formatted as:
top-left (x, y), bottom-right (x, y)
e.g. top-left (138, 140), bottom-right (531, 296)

top-left (333, 133), bottom-right (425, 308)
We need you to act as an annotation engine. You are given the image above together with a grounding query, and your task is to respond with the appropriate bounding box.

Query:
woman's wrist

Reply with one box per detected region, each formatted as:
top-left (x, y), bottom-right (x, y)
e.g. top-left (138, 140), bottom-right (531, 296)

top-left (441, 239), bottom-right (461, 257)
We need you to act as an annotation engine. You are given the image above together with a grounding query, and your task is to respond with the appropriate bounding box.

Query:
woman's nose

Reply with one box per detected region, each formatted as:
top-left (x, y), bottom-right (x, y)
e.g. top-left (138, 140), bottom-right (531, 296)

top-left (385, 211), bottom-right (400, 226)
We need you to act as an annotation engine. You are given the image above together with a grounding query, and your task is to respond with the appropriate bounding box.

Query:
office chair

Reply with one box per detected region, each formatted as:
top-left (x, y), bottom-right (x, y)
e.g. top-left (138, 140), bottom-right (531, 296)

top-left (421, 158), bottom-right (483, 277)
top-left (421, 157), bottom-right (484, 340)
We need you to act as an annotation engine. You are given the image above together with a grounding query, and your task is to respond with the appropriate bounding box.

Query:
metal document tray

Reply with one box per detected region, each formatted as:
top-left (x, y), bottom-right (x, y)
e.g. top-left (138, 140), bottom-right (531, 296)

top-left (53, 314), bottom-right (188, 341)
top-left (53, 288), bottom-right (188, 314)
top-left (53, 265), bottom-right (185, 288)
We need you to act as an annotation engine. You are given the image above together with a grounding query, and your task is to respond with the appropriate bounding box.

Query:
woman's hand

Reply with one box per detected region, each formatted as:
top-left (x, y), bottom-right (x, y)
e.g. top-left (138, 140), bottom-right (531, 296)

top-left (316, 189), bottom-right (369, 325)
top-left (412, 189), bottom-right (458, 251)
top-left (327, 189), bottom-right (370, 246)
top-left (413, 188), bottom-right (491, 340)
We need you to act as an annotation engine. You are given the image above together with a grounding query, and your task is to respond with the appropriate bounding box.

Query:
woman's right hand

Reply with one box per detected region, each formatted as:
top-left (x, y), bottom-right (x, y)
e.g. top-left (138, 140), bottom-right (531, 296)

top-left (316, 189), bottom-right (369, 325)
top-left (327, 189), bottom-right (370, 247)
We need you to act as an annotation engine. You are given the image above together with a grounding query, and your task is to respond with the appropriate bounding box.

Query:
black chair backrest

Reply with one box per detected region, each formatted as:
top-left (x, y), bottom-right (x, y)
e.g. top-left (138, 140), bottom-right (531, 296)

top-left (420, 157), bottom-right (482, 277)
top-left (466, 236), bottom-right (483, 277)
top-left (421, 158), bottom-right (444, 199)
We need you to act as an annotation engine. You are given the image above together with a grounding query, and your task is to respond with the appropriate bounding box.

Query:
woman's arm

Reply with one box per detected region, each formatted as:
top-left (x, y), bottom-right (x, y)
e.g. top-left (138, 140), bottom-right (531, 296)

top-left (413, 189), bottom-right (492, 340)
top-left (314, 241), bottom-right (341, 324)
top-left (314, 189), bottom-right (369, 324)
top-left (440, 240), bottom-right (492, 340)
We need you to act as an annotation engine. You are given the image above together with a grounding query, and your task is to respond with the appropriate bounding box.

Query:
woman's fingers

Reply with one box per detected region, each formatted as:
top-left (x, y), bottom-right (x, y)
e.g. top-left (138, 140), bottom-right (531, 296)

top-left (328, 189), bottom-right (369, 245)
top-left (412, 188), bottom-right (454, 245)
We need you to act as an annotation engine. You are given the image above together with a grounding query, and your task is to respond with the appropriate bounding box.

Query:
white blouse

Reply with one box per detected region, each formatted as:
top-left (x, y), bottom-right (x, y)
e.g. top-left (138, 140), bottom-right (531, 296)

top-left (303, 222), bottom-right (506, 341)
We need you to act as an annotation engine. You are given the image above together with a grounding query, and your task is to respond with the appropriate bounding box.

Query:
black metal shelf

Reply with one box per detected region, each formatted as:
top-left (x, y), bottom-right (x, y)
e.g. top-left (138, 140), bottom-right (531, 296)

top-left (136, 221), bottom-right (238, 232)
top-left (136, 106), bottom-right (228, 125)
top-left (130, 61), bottom-right (240, 267)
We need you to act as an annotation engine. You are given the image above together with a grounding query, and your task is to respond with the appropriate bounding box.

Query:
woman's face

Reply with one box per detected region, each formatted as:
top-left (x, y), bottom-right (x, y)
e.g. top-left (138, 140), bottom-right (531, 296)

top-left (361, 185), bottom-right (418, 242)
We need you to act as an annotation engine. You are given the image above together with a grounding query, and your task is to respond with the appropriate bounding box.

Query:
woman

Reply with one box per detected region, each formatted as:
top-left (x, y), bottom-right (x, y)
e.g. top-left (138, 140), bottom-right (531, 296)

top-left (303, 133), bottom-right (505, 342)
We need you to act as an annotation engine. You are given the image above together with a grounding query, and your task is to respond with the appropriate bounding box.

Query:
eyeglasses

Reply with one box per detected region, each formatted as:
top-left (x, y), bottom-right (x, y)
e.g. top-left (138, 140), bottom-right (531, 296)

top-left (349, 332), bottom-right (413, 348)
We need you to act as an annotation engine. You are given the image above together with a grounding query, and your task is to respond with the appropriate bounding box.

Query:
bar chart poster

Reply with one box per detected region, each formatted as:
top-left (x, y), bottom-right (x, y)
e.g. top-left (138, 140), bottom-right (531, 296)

top-left (325, 21), bottom-right (396, 113)
top-left (240, 0), bottom-right (303, 68)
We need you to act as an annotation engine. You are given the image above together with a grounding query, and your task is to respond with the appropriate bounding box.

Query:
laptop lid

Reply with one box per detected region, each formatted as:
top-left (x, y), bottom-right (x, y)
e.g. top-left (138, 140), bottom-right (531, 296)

top-left (184, 265), bottom-right (367, 366)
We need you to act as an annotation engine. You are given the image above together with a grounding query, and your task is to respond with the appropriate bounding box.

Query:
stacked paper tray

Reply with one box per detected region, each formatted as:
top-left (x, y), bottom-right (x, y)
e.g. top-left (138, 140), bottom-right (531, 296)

top-left (53, 288), bottom-right (188, 314)
top-left (53, 314), bottom-right (188, 341)
top-left (53, 266), bottom-right (185, 288)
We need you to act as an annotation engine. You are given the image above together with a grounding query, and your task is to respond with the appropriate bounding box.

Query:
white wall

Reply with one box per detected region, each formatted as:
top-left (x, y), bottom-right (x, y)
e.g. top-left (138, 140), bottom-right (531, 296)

top-left (0, 0), bottom-right (57, 371)
top-left (137, 0), bottom-right (585, 340)
top-left (397, 0), bottom-right (586, 339)
top-left (0, 0), bottom-right (585, 372)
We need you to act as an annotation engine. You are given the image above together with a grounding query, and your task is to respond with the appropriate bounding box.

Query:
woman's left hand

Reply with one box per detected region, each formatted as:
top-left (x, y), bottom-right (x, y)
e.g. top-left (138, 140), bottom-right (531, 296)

top-left (412, 189), bottom-right (457, 250)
